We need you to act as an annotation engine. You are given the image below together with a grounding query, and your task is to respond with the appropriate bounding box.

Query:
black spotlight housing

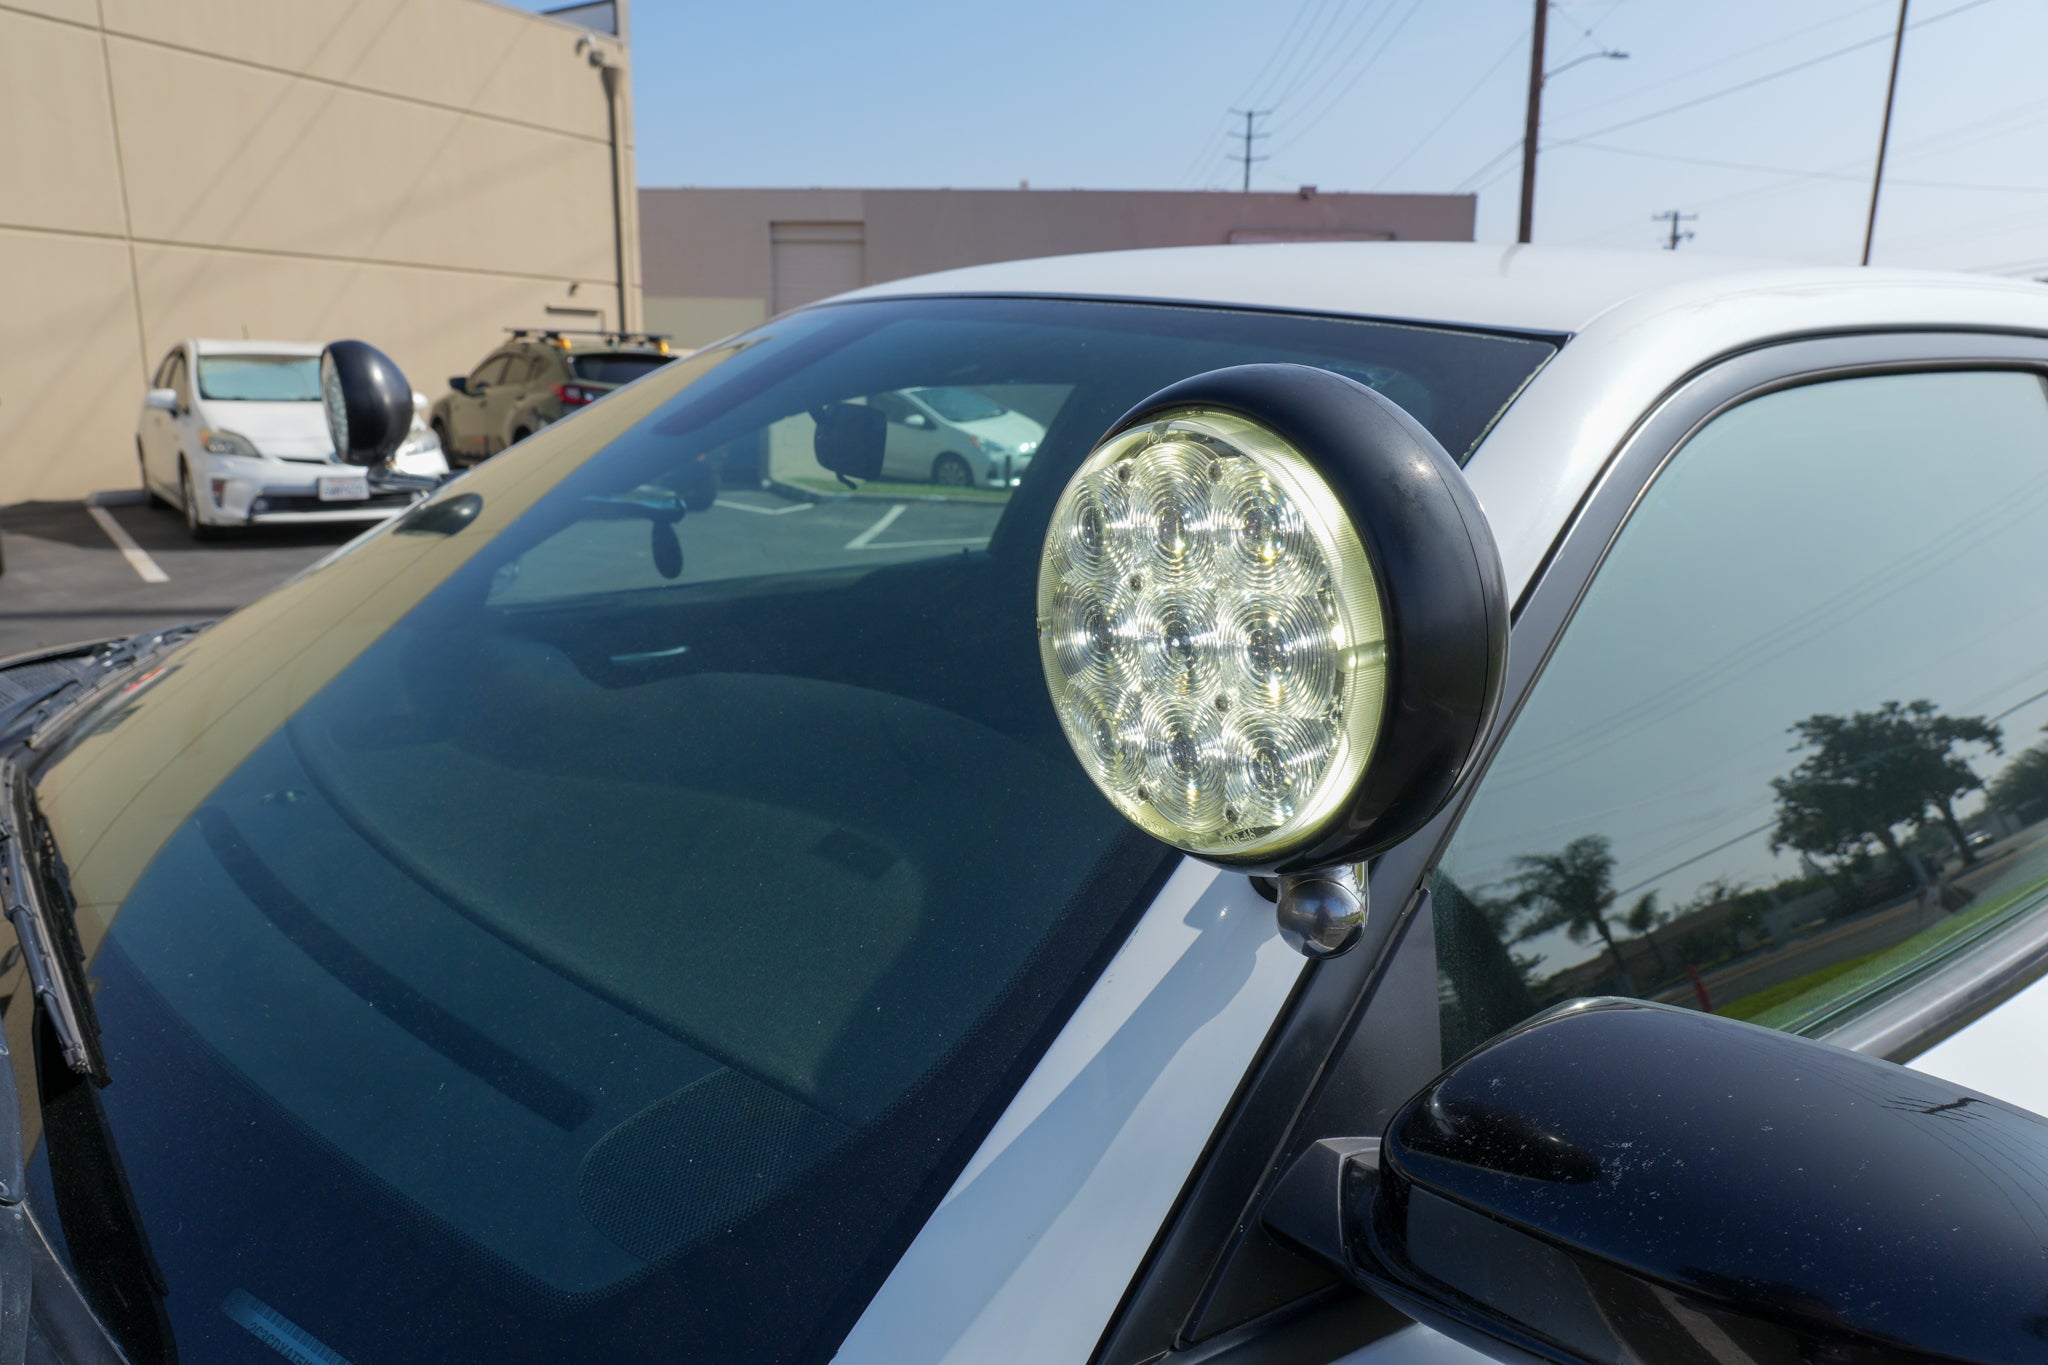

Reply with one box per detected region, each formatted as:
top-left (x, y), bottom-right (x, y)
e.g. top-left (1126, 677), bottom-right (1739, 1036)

top-left (1098, 363), bottom-right (1508, 876)
top-left (321, 339), bottom-right (416, 467)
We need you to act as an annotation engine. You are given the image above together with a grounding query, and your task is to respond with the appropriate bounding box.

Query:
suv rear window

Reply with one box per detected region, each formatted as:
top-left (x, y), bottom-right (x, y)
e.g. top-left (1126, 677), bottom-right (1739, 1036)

top-left (571, 352), bottom-right (672, 385)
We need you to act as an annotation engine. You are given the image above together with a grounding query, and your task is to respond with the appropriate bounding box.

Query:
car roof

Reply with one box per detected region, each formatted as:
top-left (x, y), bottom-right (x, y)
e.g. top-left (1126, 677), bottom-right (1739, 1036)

top-left (189, 338), bottom-right (325, 357)
top-left (836, 241), bottom-right (2036, 337)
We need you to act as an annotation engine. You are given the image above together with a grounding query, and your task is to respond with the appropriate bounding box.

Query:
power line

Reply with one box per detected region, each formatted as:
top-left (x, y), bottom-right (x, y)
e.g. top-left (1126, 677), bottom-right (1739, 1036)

top-left (1231, 0), bottom-right (1327, 112)
top-left (1543, 0), bottom-right (1997, 153)
top-left (1373, 31), bottom-right (1527, 191)
top-left (1228, 107), bottom-right (1273, 193)
top-left (1862, 0), bottom-right (1910, 265)
top-left (1247, 0), bottom-right (1356, 114)
top-left (1267, 0), bottom-right (1425, 157)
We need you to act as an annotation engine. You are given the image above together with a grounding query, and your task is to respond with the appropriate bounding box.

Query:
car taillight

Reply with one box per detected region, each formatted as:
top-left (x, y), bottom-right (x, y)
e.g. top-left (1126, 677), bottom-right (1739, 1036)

top-left (554, 382), bottom-right (600, 407)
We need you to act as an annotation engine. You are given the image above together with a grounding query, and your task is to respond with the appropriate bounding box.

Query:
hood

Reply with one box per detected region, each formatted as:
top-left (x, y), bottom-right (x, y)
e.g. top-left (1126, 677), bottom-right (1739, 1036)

top-left (198, 398), bottom-right (334, 462)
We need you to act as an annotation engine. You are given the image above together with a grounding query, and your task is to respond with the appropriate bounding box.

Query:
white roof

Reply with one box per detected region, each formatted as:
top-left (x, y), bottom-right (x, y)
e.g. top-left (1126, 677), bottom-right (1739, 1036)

top-left (839, 241), bottom-right (2035, 337)
top-left (190, 338), bottom-right (325, 356)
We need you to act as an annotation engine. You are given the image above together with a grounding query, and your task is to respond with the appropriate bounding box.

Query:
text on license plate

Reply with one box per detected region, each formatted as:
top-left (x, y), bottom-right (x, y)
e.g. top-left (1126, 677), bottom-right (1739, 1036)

top-left (317, 474), bottom-right (369, 502)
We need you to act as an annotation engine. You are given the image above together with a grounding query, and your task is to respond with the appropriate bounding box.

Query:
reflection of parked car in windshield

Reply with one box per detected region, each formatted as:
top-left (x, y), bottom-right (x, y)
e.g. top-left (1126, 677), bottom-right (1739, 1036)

top-left (869, 387), bottom-right (1042, 487)
top-left (135, 339), bottom-right (445, 540)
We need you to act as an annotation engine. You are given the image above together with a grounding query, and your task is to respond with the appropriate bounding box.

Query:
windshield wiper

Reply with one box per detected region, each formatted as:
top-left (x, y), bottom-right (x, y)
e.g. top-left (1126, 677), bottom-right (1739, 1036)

top-left (0, 758), bottom-right (104, 1082)
top-left (21, 621), bottom-right (209, 754)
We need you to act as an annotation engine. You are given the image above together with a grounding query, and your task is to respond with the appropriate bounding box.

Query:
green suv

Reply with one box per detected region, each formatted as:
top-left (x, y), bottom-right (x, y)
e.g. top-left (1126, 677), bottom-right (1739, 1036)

top-left (431, 328), bottom-right (676, 467)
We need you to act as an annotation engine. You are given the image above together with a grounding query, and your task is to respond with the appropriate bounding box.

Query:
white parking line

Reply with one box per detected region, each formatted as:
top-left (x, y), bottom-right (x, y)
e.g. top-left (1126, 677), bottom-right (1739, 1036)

top-left (846, 504), bottom-right (907, 549)
top-left (716, 498), bottom-right (812, 516)
top-left (85, 504), bottom-right (169, 584)
top-left (850, 537), bottom-right (991, 551)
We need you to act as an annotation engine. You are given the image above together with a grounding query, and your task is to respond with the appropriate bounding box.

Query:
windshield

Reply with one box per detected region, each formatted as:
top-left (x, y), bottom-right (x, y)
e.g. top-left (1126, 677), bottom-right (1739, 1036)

top-left (196, 354), bottom-right (322, 401)
top-left (570, 352), bottom-right (672, 385)
top-left (16, 297), bottom-right (1552, 1364)
top-left (911, 385), bottom-right (1006, 423)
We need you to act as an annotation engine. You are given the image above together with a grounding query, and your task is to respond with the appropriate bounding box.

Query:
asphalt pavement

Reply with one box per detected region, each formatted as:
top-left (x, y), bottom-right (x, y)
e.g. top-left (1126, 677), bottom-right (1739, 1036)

top-left (0, 487), bottom-right (1006, 660)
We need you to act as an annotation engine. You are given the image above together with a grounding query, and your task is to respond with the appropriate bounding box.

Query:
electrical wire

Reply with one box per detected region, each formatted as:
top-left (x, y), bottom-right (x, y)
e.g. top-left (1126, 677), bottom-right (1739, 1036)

top-left (1268, 0), bottom-right (1429, 157)
top-left (1372, 30), bottom-right (1527, 189)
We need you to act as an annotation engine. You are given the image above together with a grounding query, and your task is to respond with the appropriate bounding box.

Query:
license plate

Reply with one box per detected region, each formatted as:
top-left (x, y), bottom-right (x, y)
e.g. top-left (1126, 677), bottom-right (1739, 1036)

top-left (317, 474), bottom-right (369, 502)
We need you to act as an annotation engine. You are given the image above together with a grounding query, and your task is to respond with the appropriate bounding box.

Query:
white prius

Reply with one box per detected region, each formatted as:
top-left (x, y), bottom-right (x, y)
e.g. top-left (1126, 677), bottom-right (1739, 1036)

top-left (135, 337), bottom-right (447, 538)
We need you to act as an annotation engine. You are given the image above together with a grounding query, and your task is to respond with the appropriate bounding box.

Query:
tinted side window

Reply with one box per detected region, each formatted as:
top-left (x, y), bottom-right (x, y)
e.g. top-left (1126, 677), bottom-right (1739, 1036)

top-left (471, 354), bottom-right (512, 387)
top-left (1435, 370), bottom-right (2048, 1059)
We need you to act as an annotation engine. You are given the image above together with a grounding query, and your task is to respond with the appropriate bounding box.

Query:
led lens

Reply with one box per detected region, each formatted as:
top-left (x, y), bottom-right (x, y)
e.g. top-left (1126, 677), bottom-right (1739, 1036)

top-left (1039, 409), bottom-right (1387, 859)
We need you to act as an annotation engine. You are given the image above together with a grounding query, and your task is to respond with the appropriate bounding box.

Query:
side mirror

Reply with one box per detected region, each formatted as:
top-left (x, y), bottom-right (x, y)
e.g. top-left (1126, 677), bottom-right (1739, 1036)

top-left (143, 388), bottom-right (179, 414)
top-left (813, 402), bottom-right (886, 482)
top-left (1270, 1000), bottom-right (2048, 1365)
top-left (904, 412), bottom-right (930, 429)
top-left (448, 375), bottom-right (469, 395)
top-left (320, 340), bottom-right (414, 467)
top-left (1036, 363), bottom-right (1507, 956)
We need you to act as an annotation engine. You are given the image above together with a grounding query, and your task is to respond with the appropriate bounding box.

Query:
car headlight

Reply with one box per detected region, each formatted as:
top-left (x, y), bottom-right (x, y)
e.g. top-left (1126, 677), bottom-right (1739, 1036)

top-left (201, 429), bottom-right (260, 458)
top-left (1037, 363), bottom-right (1508, 955)
top-left (1017, 440), bottom-right (1038, 456)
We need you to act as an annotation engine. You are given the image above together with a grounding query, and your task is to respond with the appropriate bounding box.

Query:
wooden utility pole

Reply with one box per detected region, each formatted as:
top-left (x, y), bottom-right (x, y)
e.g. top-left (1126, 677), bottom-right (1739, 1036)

top-left (1229, 107), bottom-right (1272, 194)
top-left (1517, 0), bottom-right (1548, 243)
top-left (1653, 209), bottom-right (1697, 250)
top-left (1862, 0), bottom-right (1909, 266)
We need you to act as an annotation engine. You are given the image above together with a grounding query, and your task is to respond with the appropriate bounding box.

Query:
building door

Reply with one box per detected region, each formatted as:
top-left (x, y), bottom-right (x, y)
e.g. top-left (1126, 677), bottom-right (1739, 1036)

top-left (770, 222), bottom-right (864, 316)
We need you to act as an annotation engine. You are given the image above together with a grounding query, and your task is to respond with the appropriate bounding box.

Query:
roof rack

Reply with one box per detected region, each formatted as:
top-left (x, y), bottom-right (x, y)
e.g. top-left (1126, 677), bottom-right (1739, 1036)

top-left (504, 327), bottom-right (673, 354)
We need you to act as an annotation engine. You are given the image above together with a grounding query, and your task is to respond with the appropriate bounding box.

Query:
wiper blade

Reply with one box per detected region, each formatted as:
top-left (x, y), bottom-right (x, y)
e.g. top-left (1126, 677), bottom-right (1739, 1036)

top-left (23, 620), bottom-right (209, 752)
top-left (0, 759), bottom-right (103, 1081)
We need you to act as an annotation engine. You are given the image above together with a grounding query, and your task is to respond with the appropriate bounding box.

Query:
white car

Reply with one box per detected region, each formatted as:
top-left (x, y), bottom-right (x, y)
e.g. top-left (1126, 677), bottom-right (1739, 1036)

top-left (7, 245), bottom-right (2048, 1365)
top-left (136, 338), bottom-right (447, 539)
top-left (869, 386), bottom-right (1043, 487)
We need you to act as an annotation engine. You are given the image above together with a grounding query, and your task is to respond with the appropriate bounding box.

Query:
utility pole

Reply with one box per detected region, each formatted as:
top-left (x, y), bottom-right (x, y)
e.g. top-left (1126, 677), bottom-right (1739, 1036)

top-left (1517, 0), bottom-right (1548, 243)
top-left (1228, 107), bottom-right (1272, 194)
top-left (1862, 0), bottom-right (1909, 266)
top-left (1653, 209), bottom-right (1697, 250)
top-left (1517, 4), bottom-right (1627, 244)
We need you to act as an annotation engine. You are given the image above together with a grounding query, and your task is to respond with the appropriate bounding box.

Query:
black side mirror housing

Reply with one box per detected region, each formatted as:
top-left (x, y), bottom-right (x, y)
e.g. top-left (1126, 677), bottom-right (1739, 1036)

top-left (813, 402), bottom-right (886, 481)
top-left (321, 340), bottom-right (415, 467)
top-left (1271, 999), bottom-right (2048, 1365)
top-left (448, 375), bottom-right (469, 396)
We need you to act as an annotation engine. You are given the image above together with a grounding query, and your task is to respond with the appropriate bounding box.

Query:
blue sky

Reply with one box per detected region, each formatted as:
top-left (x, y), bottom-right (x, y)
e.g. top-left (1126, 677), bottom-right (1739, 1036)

top-left (513, 0), bottom-right (2048, 271)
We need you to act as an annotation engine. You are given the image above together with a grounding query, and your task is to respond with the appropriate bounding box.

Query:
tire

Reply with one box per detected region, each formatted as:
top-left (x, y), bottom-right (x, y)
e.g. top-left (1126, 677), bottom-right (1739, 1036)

top-left (138, 442), bottom-right (168, 508)
top-left (431, 421), bottom-right (456, 467)
top-left (932, 452), bottom-right (973, 488)
top-left (181, 463), bottom-right (221, 542)
top-left (510, 428), bottom-right (532, 447)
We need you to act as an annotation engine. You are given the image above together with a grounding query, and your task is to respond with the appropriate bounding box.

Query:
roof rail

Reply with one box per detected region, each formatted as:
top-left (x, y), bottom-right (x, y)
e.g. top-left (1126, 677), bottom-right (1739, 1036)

top-left (504, 327), bottom-right (673, 353)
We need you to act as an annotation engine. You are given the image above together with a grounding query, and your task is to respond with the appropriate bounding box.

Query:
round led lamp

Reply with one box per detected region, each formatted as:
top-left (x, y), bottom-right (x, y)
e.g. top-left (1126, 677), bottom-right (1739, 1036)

top-left (1037, 364), bottom-right (1507, 876)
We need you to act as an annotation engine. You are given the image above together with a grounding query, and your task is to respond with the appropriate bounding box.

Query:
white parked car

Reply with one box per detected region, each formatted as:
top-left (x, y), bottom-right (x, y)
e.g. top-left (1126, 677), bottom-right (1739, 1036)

top-left (6, 246), bottom-right (2048, 1365)
top-left (135, 338), bottom-right (446, 539)
top-left (870, 386), bottom-right (1043, 487)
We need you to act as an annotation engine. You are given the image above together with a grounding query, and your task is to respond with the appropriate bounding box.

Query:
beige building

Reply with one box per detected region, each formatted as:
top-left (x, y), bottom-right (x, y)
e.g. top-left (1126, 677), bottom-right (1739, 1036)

top-left (639, 186), bottom-right (1477, 349)
top-left (0, 0), bottom-right (640, 503)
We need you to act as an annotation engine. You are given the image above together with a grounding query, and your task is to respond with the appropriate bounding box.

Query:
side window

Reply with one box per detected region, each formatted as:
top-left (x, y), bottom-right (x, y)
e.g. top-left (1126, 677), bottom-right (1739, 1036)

top-left (165, 351), bottom-right (188, 403)
top-left (152, 349), bottom-right (178, 388)
top-left (471, 354), bottom-right (511, 388)
top-left (1434, 370), bottom-right (2048, 1060)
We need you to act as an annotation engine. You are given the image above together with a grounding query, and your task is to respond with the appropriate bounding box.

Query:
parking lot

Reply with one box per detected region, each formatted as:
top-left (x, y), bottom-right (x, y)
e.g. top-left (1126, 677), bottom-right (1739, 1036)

top-left (0, 487), bottom-right (1005, 659)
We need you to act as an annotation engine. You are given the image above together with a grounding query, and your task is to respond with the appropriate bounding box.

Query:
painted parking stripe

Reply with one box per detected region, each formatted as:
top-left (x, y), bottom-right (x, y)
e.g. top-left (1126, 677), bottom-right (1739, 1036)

top-left (846, 504), bottom-right (907, 549)
top-left (849, 537), bottom-right (991, 551)
top-left (85, 504), bottom-right (169, 584)
top-left (715, 498), bottom-right (812, 516)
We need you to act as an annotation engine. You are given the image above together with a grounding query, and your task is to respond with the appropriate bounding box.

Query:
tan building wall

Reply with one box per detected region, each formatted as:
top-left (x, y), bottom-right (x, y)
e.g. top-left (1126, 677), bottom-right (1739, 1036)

top-left (0, 0), bottom-right (640, 504)
top-left (639, 186), bottom-right (1476, 349)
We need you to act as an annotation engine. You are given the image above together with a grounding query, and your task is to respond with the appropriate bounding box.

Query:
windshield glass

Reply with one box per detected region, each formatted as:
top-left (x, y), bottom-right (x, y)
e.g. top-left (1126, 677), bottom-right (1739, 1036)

top-left (17, 297), bottom-right (1553, 1364)
top-left (911, 385), bottom-right (1006, 423)
top-left (196, 354), bottom-right (322, 401)
top-left (570, 352), bottom-right (672, 385)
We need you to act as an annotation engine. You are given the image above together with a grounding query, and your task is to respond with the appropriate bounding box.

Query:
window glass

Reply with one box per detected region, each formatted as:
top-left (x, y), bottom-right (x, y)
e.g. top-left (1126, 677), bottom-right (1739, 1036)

top-left (164, 351), bottom-right (187, 400)
top-left (1436, 371), bottom-right (2048, 1060)
top-left (910, 385), bottom-right (1006, 423)
top-left (196, 355), bottom-right (321, 402)
top-left (29, 297), bottom-right (1553, 1364)
top-left (570, 352), bottom-right (670, 385)
top-left (153, 350), bottom-right (178, 388)
top-left (471, 354), bottom-right (512, 387)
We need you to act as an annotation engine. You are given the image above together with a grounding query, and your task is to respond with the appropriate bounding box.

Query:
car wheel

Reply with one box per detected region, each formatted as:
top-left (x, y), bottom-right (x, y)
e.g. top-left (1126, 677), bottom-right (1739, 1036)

top-left (932, 453), bottom-right (972, 488)
top-left (181, 463), bottom-right (221, 542)
top-left (138, 442), bottom-right (168, 508)
top-left (511, 427), bottom-right (531, 446)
